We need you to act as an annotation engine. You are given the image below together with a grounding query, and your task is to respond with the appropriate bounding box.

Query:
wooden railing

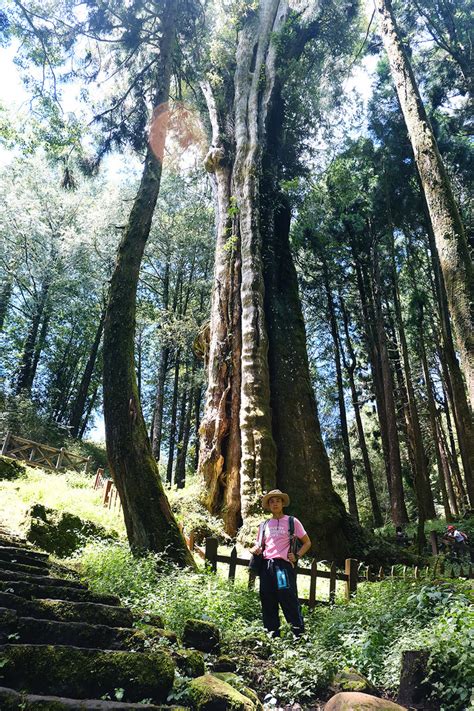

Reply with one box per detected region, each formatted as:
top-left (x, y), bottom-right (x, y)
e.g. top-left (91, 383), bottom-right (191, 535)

top-left (199, 537), bottom-right (473, 607)
top-left (93, 468), bottom-right (122, 511)
top-left (1, 432), bottom-right (91, 473)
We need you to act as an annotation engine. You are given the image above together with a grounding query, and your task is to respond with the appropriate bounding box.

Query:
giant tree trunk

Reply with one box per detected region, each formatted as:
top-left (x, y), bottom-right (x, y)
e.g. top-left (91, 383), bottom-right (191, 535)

top-left (102, 0), bottom-right (193, 566)
top-left (199, 1), bottom-right (356, 557)
top-left (375, 0), bottom-right (474, 410)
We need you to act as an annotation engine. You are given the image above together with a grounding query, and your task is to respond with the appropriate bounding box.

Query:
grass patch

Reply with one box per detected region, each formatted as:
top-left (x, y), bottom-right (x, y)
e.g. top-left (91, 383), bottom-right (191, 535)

top-left (0, 464), bottom-right (125, 537)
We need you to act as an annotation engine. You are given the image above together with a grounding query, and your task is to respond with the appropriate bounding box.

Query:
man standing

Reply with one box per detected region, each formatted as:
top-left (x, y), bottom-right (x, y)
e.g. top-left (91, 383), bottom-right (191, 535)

top-left (250, 489), bottom-right (311, 637)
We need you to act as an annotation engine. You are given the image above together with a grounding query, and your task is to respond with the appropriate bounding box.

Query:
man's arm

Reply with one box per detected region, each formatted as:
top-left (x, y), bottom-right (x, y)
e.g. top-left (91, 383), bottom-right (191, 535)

top-left (288, 534), bottom-right (311, 563)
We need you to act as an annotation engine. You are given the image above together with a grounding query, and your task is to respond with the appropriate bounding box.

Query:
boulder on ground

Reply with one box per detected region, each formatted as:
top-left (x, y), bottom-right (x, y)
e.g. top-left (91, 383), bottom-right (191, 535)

top-left (325, 691), bottom-right (407, 711)
top-left (331, 669), bottom-right (377, 695)
top-left (182, 618), bottom-right (220, 653)
top-left (0, 455), bottom-right (26, 481)
top-left (211, 673), bottom-right (262, 710)
top-left (174, 649), bottom-right (205, 678)
top-left (189, 674), bottom-right (261, 710)
top-left (23, 504), bottom-right (116, 556)
top-left (213, 655), bottom-right (237, 672)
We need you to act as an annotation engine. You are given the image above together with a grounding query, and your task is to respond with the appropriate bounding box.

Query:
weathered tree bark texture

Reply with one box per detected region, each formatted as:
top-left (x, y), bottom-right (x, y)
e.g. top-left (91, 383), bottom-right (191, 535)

top-left (199, 1), bottom-right (357, 558)
top-left (426, 218), bottom-right (474, 506)
top-left (340, 296), bottom-right (383, 527)
top-left (323, 263), bottom-right (359, 522)
top-left (69, 305), bottom-right (106, 438)
top-left (375, 0), bottom-right (474, 411)
top-left (102, 0), bottom-right (194, 566)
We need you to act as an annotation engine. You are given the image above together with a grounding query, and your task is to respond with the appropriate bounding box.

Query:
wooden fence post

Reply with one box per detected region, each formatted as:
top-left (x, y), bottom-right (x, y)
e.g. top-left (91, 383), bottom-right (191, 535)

top-left (429, 531), bottom-right (438, 556)
top-left (84, 456), bottom-right (91, 473)
top-left (205, 537), bottom-right (218, 573)
top-left (345, 558), bottom-right (358, 600)
top-left (228, 546), bottom-right (237, 581)
top-left (188, 530), bottom-right (195, 551)
top-left (329, 562), bottom-right (337, 604)
top-left (1, 431), bottom-right (11, 455)
top-left (102, 479), bottom-right (113, 506)
top-left (56, 447), bottom-right (65, 469)
top-left (309, 560), bottom-right (318, 608)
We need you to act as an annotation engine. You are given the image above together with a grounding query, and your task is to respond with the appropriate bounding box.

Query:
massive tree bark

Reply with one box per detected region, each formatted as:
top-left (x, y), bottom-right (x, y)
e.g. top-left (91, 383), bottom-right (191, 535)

top-left (102, 0), bottom-right (194, 566)
top-left (375, 0), bottom-right (474, 410)
top-left (199, 1), bottom-right (357, 558)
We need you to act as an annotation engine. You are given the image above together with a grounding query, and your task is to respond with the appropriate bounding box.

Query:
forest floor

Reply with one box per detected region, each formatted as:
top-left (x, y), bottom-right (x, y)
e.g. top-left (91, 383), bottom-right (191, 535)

top-left (0, 459), bottom-right (473, 710)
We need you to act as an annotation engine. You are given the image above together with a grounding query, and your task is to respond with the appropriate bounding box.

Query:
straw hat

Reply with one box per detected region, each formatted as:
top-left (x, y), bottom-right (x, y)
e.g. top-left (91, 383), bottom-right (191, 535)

top-left (262, 489), bottom-right (290, 510)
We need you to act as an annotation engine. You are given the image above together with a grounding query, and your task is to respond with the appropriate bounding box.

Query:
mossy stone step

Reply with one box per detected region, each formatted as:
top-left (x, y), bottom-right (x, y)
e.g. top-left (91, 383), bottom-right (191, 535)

top-left (0, 545), bottom-right (49, 561)
top-left (0, 548), bottom-right (51, 570)
top-left (0, 580), bottom-right (120, 606)
top-left (13, 615), bottom-right (154, 650)
top-left (0, 591), bottom-right (134, 627)
top-left (0, 685), bottom-right (187, 710)
top-left (0, 568), bottom-right (86, 588)
top-left (0, 558), bottom-right (55, 576)
top-left (0, 644), bottom-right (175, 703)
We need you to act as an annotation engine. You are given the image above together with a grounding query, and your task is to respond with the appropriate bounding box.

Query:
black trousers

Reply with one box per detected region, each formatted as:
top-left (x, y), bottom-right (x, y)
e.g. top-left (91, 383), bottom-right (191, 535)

top-left (259, 558), bottom-right (304, 637)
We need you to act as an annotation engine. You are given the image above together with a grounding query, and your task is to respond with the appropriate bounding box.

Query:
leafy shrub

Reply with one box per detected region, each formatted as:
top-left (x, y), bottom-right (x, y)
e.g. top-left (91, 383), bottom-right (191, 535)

top-left (167, 478), bottom-right (229, 544)
top-left (74, 542), bottom-right (473, 709)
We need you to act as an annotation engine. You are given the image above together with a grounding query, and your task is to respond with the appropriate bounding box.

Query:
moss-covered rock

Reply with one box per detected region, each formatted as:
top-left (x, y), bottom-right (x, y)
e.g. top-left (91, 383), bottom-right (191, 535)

top-left (325, 691), bottom-right (407, 711)
top-left (0, 643), bottom-right (175, 702)
top-left (0, 454), bottom-right (26, 480)
top-left (174, 649), bottom-right (205, 678)
top-left (211, 673), bottom-right (262, 710)
top-left (23, 504), bottom-right (116, 556)
top-left (182, 619), bottom-right (220, 653)
top-left (213, 655), bottom-right (237, 672)
top-left (188, 674), bottom-right (260, 710)
top-left (331, 669), bottom-right (377, 695)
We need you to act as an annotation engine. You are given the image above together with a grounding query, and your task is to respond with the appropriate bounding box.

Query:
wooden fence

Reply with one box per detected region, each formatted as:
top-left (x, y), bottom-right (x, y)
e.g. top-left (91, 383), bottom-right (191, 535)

top-left (93, 468), bottom-right (122, 511)
top-left (199, 536), bottom-right (473, 607)
top-left (1, 432), bottom-right (91, 473)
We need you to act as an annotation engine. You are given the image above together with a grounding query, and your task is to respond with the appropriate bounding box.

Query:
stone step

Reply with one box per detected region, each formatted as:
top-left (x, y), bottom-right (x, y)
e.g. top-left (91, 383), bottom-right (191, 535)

top-left (0, 644), bottom-right (175, 703)
top-left (0, 548), bottom-right (51, 575)
top-left (0, 548), bottom-right (51, 570)
top-left (0, 558), bottom-right (55, 576)
top-left (0, 545), bottom-right (49, 561)
top-left (0, 686), bottom-right (185, 710)
top-left (0, 579), bottom-right (120, 606)
top-left (13, 615), bottom-right (146, 650)
top-left (0, 591), bottom-right (134, 627)
top-left (0, 567), bottom-right (86, 588)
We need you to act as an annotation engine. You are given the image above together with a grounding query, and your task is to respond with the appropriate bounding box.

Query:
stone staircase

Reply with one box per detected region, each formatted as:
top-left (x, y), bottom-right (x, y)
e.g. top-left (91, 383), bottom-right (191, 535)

top-left (0, 532), bottom-right (184, 710)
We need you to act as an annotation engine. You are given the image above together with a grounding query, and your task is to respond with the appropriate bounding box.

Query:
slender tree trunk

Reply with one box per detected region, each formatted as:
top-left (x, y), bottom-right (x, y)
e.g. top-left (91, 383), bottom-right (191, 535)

top-left (78, 383), bottom-right (99, 440)
top-left (69, 306), bottom-right (106, 438)
top-left (340, 296), bottom-right (384, 527)
top-left (372, 248), bottom-right (409, 524)
top-left (443, 398), bottom-right (468, 506)
top-left (176, 363), bottom-right (195, 489)
top-left (322, 264), bottom-right (359, 521)
top-left (375, 0), bottom-right (474, 408)
top-left (0, 276), bottom-right (13, 331)
top-left (390, 242), bottom-right (435, 518)
top-left (102, 0), bottom-right (193, 566)
top-left (166, 351), bottom-right (181, 485)
top-left (16, 276), bottom-right (50, 394)
top-left (353, 250), bottom-right (393, 502)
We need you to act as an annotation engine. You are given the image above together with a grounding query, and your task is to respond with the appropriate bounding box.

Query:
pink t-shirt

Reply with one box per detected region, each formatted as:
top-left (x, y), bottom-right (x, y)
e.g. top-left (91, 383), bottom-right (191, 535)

top-left (256, 515), bottom-right (307, 562)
